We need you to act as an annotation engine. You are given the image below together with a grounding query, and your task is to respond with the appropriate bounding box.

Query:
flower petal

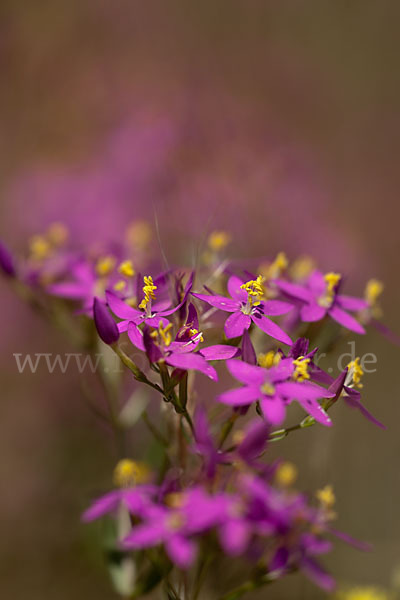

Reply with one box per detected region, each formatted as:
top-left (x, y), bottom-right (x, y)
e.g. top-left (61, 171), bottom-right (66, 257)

top-left (227, 275), bottom-right (247, 302)
top-left (166, 535), bottom-right (196, 568)
top-left (260, 395), bottom-right (286, 425)
top-left (218, 385), bottom-right (261, 406)
top-left (127, 322), bottom-right (145, 351)
top-left (277, 381), bottom-right (334, 400)
top-left (166, 352), bottom-right (217, 380)
top-left (300, 303), bottom-right (326, 322)
top-left (336, 295), bottom-right (368, 312)
top-left (261, 300), bottom-right (293, 316)
top-left (199, 344), bottom-right (240, 361)
top-left (251, 314), bottom-right (292, 345)
top-left (81, 491), bottom-right (120, 522)
top-left (191, 292), bottom-right (238, 312)
top-left (329, 306), bottom-right (365, 334)
top-left (274, 279), bottom-right (313, 302)
top-left (106, 290), bottom-right (139, 320)
top-left (226, 359), bottom-right (265, 385)
top-left (224, 311), bottom-right (251, 339)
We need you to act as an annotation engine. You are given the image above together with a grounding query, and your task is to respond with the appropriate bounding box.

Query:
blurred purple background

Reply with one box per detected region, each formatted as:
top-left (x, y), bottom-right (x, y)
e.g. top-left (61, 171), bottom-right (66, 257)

top-left (1, 1), bottom-right (400, 598)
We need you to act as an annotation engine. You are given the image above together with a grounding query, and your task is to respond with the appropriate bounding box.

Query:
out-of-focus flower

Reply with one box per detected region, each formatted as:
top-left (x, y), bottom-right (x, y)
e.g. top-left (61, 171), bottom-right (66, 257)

top-left (275, 270), bottom-right (367, 334)
top-left (218, 357), bottom-right (334, 425)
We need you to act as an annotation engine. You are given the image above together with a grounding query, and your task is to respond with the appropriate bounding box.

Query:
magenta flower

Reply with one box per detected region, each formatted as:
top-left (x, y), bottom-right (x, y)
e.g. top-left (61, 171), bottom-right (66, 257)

top-left (82, 485), bottom-right (157, 523)
top-left (192, 275), bottom-right (293, 345)
top-left (127, 318), bottom-right (240, 380)
top-left (122, 488), bottom-right (228, 568)
top-left (275, 270), bottom-right (367, 334)
top-left (106, 272), bottom-right (193, 332)
top-left (218, 359), bottom-right (334, 425)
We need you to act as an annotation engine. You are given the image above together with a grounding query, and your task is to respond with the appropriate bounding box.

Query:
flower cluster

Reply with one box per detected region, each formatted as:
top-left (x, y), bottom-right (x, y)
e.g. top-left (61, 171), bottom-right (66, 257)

top-left (1, 224), bottom-right (394, 599)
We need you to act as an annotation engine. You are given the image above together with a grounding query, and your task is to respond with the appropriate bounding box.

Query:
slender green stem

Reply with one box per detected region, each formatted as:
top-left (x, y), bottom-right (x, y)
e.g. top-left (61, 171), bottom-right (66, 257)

top-left (142, 410), bottom-right (169, 446)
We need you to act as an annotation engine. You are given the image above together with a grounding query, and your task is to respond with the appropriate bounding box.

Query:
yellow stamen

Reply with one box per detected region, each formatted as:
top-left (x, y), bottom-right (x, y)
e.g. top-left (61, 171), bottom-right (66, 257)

top-left (113, 459), bottom-right (149, 488)
top-left (114, 280), bottom-right (127, 292)
top-left (139, 275), bottom-right (157, 310)
top-left (159, 322), bottom-right (173, 346)
top-left (293, 356), bottom-right (311, 382)
top-left (96, 255), bottom-right (116, 277)
top-left (189, 328), bottom-right (204, 342)
top-left (29, 235), bottom-right (52, 260)
top-left (290, 255), bottom-right (316, 281)
top-left (319, 272), bottom-right (341, 307)
top-left (365, 279), bottom-right (384, 307)
top-left (261, 381), bottom-right (276, 396)
top-left (240, 275), bottom-right (265, 306)
top-left (275, 461), bottom-right (297, 486)
top-left (339, 587), bottom-right (389, 600)
top-left (259, 252), bottom-right (288, 280)
top-left (347, 357), bottom-right (364, 388)
top-left (316, 484), bottom-right (335, 509)
top-left (118, 259), bottom-right (135, 278)
top-left (47, 222), bottom-right (69, 246)
top-left (258, 351), bottom-right (281, 369)
top-left (207, 230), bottom-right (231, 252)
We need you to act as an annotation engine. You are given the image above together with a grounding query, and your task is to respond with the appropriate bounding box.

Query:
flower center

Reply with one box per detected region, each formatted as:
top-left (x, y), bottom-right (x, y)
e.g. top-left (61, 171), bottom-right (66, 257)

top-left (96, 255), bottom-right (116, 277)
top-left (240, 275), bottom-right (265, 314)
top-left (113, 459), bottom-right (147, 488)
top-left (293, 356), bottom-right (311, 382)
top-left (318, 272), bottom-right (341, 308)
top-left (258, 351), bottom-right (281, 369)
top-left (261, 381), bottom-right (276, 396)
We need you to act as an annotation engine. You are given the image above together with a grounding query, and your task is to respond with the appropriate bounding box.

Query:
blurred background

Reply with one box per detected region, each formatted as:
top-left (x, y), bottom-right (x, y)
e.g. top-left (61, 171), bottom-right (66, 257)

top-left (1, 1), bottom-right (400, 598)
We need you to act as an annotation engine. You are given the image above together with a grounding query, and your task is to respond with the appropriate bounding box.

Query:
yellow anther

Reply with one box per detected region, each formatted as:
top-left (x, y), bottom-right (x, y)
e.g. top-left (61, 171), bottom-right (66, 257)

top-left (126, 220), bottom-right (152, 250)
top-left (275, 461), bottom-right (297, 487)
top-left (189, 328), bottom-right (204, 342)
top-left (339, 587), bottom-right (389, 600)
top-left (114, 280), bottom-right (127, 292)
top-left (29, 235), bottom-right (52, 260)
top-left (261, 381), bottom-right (276, 396)
top-left (259, 252), bottom-right (288, 280)
top-left (96, 256), bottom-right (116, 277)
top-left (159, 322), bottom-right (173, 347)
top-left (47, 222), bottom-right (69, 246)
top-left (293, 356), bottom-right (311, 382)
top-left (258, 351), bottom-right (281, 369)
top-left (290, 255), bottom-right (316, 281)
top-left (241, 275), bottom-right (265, 306)
top-left (318, 272), bottom-right (341, 307)
top-left (208, 230), bottom-right (231, 252)
top-left (139, 275), bottom-right (157, 310)
top-left (347, 357), bottom-right (364, 388)
top-left (316, 484), bottom-right (335, 509)
top-left (365, 279), bottom-right (384, 306)
top-left (118, 260), bottom-right (135, 278)
top-left (113, 459), bottom-right (149, 488)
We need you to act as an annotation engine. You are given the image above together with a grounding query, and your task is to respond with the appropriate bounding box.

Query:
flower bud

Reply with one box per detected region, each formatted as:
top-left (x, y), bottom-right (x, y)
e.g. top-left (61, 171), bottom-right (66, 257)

top-left (0, 242), bottom-right (16, 277)
top-left (93, 297), bottom-right (120, 345)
